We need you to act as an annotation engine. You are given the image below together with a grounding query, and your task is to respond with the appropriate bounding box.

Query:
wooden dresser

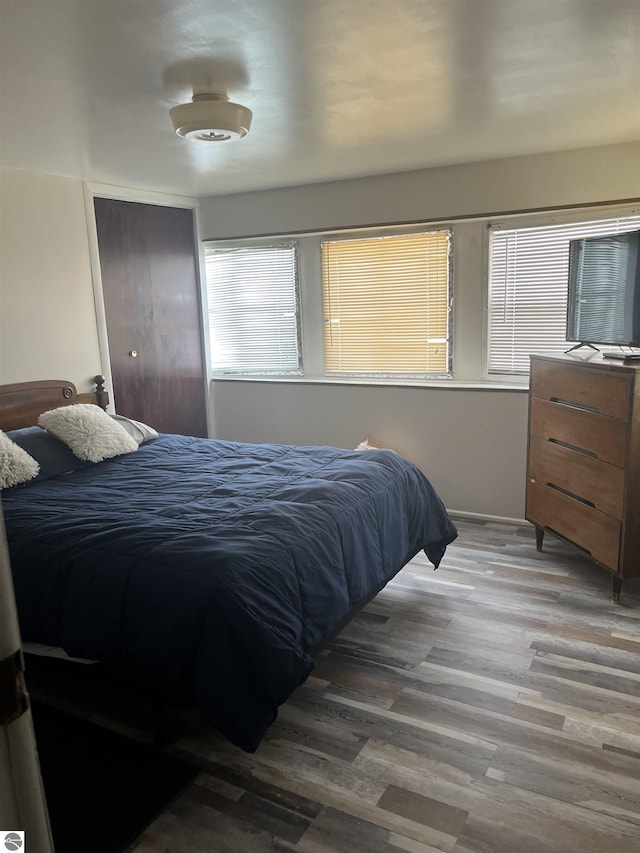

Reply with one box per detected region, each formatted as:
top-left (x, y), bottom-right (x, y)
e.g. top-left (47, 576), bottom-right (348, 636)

top-left (526, 354), bottom-right (640, 601)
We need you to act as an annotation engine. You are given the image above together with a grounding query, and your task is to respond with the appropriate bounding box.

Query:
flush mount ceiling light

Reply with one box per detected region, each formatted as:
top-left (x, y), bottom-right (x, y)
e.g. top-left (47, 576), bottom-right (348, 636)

top-left (169, 90), bottom-right (252, 142)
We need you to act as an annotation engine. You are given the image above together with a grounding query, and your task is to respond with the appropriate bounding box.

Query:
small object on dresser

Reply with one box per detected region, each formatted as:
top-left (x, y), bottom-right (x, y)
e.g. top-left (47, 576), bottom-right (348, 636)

top-left (602, 351), bottom-right (640, 361)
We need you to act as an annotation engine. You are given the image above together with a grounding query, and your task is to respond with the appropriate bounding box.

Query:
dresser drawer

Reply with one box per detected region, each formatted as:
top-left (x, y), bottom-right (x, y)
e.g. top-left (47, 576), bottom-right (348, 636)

top-left (529, 398), bottom-right (628, 467)
top-left (530, 360), bottom-right (631, 420)
top-left (526, 481), bottom-right (621, 570)
top-left (528, 436), bottom-right (624, 519)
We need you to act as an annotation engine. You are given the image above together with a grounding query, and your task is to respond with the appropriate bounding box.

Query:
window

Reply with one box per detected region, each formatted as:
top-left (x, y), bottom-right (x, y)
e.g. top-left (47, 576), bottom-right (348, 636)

top-left (488, 214), bottom-right (640, 375)
top-left (321, 230), bottom-right (452, 376)
top-left (202, 203), bottom-right (638, 385)
top-left (204, 243), bottom-right (301, 374)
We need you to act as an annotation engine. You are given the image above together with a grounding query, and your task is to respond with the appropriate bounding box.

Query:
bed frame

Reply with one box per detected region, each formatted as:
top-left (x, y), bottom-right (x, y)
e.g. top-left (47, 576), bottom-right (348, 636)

top-left (0, 375), bottom-right (108, 430)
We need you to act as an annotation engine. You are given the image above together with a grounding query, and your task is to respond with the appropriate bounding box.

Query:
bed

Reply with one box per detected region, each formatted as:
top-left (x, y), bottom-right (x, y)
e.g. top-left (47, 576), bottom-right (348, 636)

top-left (0, 377), bottom-right (457, 752)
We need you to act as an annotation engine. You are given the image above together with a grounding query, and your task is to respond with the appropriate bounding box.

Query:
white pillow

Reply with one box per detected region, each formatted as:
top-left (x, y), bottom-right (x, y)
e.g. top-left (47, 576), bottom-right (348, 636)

top-left (38, 404), bottom-right (138, 463)
top-left (110, 414), bottom-right (158, 445)
top-left (0, 430), bottom-right (40, 488)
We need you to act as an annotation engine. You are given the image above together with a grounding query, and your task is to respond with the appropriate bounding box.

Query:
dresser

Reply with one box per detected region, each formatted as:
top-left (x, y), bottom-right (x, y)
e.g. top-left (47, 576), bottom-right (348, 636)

top-left (526, 354), bottom-right (640, 601)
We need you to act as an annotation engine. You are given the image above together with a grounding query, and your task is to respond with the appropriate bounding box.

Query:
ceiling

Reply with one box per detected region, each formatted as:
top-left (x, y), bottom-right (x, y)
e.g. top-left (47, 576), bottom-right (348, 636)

top-left (1, 0), bottom-right (639, 198)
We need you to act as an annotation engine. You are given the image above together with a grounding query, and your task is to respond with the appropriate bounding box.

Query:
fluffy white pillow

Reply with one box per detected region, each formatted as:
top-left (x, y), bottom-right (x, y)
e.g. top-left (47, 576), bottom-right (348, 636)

top-left (110, 414), bottom-right (158, 445)
top-left (38, 404), bottom-right (138, 463)
top-left (0, 430), bottom-right (40, 488)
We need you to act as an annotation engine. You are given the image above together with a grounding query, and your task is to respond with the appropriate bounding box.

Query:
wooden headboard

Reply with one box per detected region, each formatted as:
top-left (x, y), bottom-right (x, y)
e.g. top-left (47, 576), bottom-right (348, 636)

top-left (0, 375), bottom-right (109, 431)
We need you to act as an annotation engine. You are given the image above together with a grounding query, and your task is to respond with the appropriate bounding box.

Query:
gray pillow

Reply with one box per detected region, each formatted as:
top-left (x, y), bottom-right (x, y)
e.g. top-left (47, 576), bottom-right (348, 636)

top-left (110, 414), bottom-right (158, 445)
top-left (6, 426), bottom-right (88, 480)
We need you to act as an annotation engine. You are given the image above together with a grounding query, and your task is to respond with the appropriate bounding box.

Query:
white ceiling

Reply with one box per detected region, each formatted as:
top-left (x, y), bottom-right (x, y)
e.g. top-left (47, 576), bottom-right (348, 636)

top-left (1, 0), bottom-right (639, 198)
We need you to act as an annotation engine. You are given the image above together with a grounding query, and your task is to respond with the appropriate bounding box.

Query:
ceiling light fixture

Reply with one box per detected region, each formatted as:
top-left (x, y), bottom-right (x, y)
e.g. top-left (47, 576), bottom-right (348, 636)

top-left (169, 90), bottom-right (252, 142)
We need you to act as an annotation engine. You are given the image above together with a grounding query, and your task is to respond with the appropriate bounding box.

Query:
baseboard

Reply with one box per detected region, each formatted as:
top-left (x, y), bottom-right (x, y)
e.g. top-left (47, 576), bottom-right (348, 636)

top-left (448, 509), bottom-right (528, 526)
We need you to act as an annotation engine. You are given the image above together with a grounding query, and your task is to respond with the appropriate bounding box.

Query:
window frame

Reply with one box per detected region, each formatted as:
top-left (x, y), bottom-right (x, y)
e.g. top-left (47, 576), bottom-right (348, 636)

top-left (204, 237), bottom-right (303, 377)
top-left (202, 200), bottom-right (640, 388)
top-left (482, 201), bottom-right (640, 382)
top-left (319, 227), bottom-right (454, 380)
top-left (204, 222), bottom-right (456, 384)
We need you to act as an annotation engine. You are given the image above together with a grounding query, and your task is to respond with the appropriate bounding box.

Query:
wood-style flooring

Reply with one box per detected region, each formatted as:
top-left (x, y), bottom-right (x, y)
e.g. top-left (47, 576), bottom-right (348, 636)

top-left (92, 519), bottom-right (640, 851)
top-left (128, 517), bottom-right (640, 853)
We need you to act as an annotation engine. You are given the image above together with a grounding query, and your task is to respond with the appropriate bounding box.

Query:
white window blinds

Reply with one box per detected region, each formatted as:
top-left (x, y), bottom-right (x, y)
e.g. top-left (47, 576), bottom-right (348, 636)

top-left (488, 214), bottom-right (640, 374)
top-left (321, 230), bottom-right (452, 376)
top-left (204, 243), bottom-right (301, 374)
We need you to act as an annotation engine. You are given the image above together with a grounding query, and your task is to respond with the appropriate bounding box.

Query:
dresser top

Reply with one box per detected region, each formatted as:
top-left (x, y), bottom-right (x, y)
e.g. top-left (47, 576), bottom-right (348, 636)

top-left (529, 352), bottom-right (640, 373)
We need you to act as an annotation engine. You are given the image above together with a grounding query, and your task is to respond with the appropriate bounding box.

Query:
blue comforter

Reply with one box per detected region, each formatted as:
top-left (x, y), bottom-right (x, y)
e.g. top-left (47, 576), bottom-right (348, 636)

top-left (3, 435), bottom-right (457, 751)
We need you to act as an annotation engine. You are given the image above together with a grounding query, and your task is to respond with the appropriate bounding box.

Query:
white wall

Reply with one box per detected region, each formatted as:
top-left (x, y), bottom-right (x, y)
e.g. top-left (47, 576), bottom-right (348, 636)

top-left (200, 142), bottom-right (640, 518)
top-left (199, 142), bottom-right (640, 239)
top-left (0, 168), bottom-right (102, 391)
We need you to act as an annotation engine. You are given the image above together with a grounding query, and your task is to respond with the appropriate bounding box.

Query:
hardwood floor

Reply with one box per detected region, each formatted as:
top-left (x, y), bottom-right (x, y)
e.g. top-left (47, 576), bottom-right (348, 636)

top-left (127, 517), bottom-right (638, 852)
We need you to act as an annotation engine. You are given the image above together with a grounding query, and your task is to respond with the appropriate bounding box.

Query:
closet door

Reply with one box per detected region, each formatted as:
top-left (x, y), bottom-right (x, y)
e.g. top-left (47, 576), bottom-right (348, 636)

top-left (94, 198), bottom-right (208, 437)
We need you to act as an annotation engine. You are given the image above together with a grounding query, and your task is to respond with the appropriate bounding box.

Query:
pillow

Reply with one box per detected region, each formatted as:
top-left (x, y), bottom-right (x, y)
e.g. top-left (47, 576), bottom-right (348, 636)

top-left (7, 426), bottom-right (88, 480)
top-left (38, 404), bottom-right (139, 463)
top-left (0, 430), bottom-right (40, 488)
top-left (110, 414), bottom-right (158, 445)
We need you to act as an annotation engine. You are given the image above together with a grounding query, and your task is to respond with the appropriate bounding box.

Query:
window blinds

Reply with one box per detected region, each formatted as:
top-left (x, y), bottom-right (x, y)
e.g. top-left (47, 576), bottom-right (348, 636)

top-left (204, 244), bottom-right (301, 374)
top-left (488, 214), bottom-right (640, 374)
top-left (321, 230), bottom-right (451, 375)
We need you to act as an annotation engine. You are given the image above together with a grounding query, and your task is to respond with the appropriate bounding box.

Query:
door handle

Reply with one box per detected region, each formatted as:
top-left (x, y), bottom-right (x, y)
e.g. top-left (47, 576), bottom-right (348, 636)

top-left (129, 350), bottom-right (138, 358)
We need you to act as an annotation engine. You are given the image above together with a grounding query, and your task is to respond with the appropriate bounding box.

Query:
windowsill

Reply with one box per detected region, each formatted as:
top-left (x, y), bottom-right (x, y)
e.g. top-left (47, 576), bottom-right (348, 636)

top-left (210, 374), bottom-right (529, 391)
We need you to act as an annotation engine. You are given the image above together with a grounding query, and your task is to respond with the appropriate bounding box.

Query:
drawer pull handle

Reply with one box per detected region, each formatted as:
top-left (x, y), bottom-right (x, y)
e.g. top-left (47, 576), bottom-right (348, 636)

top-left (549, 396), bottom-right (600, 414)
top-left (547, 482), bottom-right (596, 508)
top-left (548, 438), bottom-right (598, 459)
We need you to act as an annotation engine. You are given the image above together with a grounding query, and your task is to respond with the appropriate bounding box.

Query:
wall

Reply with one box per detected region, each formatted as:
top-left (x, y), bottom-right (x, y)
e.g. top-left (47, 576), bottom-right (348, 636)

top-left (199, 142), bottom-right (640, 239)
top-left (201, 142), bottom-right (640, 518)
top-left (0, 168), bottom-right (102, 391)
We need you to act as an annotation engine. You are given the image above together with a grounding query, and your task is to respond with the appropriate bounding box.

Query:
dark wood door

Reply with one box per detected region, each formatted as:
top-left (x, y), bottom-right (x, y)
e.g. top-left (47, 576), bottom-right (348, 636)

top-left (94, 198), bottom-right (208, 437)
